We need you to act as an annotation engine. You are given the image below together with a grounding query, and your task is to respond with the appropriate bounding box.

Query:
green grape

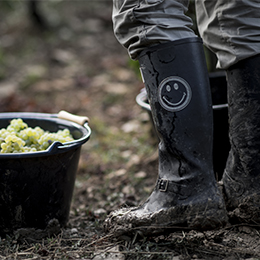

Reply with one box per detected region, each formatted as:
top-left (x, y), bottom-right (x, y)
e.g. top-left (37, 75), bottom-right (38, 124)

top-left (0, 118), bottom-right (74, 153)
top-left (7, 118), bottom-right (28, 133)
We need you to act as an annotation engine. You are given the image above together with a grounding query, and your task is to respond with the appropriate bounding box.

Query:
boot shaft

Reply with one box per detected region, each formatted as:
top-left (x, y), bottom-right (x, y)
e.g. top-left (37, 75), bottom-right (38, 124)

top-left (138, 38), bottom-right (214, 181)
top-left (226, 54), bottom-right (260, 176)
top-left (223, 54), bottom-right (260, 213)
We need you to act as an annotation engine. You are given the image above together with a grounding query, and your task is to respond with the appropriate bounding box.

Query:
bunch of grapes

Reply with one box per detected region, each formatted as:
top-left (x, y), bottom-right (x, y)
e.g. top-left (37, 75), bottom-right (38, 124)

top-left (0, 118), bottom-right (74, 153)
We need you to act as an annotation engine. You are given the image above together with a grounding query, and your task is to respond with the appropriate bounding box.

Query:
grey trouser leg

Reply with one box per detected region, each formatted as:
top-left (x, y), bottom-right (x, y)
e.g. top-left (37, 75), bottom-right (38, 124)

top-left (196, 0), bottom-right (260, 69)
top-left (113, 0), bottom-right (260, 69)
top-left (112, 0), bottom-right (196, 59)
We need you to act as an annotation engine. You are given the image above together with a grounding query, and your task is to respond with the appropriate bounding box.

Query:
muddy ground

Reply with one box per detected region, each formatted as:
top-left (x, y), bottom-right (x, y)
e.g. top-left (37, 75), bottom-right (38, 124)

top-left (1, 1), bottom-right (260, 260)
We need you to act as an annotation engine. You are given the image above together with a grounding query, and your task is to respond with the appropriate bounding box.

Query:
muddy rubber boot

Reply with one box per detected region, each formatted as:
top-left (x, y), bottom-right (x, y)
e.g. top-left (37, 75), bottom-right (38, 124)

top-left (222, 54), bottom-right (260, 224)
top-left (104, 38), bottom-right (228, 236)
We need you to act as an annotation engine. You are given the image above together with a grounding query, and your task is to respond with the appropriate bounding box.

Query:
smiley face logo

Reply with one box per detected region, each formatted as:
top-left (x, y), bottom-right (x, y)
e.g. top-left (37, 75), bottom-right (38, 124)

top-left (158, 76), bottom-right (192, 112)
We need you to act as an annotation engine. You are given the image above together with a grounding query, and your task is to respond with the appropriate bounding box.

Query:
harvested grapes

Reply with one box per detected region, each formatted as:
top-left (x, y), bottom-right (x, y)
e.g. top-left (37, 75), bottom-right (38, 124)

top-left (0, 118), bottom-right (74, 153)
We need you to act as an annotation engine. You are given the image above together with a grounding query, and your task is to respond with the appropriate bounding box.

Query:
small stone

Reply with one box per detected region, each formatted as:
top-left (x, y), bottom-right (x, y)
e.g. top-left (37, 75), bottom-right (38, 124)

top-left (71, 228), bottom-right (78, 234)
top-left (94, 208), bottom-right (107, 218)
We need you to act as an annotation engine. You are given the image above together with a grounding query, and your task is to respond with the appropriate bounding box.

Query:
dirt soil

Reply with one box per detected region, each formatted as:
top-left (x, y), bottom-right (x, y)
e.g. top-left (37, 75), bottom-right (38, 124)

top-left (1, 2), bottom-right (260, 260)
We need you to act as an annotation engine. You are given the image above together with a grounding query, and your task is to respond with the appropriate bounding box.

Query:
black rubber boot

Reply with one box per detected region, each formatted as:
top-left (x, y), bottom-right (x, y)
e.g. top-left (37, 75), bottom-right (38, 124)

top-left (222, 54), bottom-right (260, 224)
top-left (104, 38), bottom-right (228, 236)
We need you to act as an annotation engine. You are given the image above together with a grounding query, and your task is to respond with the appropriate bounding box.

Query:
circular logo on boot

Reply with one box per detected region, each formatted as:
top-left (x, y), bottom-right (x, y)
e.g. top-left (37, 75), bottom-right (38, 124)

top-left (158, 76), bottom-right (192, 112)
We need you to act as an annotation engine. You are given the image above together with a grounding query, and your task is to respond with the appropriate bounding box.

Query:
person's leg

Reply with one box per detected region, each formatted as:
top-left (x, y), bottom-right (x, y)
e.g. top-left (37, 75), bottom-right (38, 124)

top-left (105, 0), bottom-right (228, 236)
top-left (104, 37), bottom-right (228, 236)
top-left (196, 0), bottom-right (260, 69)
top-left (112, 0), bottom-right (195, 59)
top-left (196, 0), bottom-right (260, 223)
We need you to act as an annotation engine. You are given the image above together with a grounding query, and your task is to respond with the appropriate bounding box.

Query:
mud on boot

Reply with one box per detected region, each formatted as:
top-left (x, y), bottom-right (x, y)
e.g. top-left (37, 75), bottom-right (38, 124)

top-left (104, 38), bottom-right (228, 237)
top-left (104, 182), bottom-right (227, 236)
top-left (223, 54), bottom-right (260, 224)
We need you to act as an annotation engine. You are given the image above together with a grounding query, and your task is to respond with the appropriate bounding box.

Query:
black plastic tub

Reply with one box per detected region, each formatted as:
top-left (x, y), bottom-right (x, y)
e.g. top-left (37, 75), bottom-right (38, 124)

top-left (0, 112), bottom-right (91, 236)
top-left (136, 71), bottom-right (230, 180)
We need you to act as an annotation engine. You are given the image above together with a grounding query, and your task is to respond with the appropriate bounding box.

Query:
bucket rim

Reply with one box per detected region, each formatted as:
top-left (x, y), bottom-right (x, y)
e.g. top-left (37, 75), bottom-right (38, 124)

top-left (136, 88), bottom-right (228, 111)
